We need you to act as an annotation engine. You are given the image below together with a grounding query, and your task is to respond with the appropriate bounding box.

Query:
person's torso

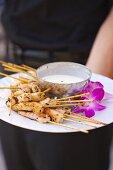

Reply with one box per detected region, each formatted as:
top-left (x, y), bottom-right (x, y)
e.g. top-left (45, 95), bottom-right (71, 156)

top-left (2, 0), bottom-right (110, 51)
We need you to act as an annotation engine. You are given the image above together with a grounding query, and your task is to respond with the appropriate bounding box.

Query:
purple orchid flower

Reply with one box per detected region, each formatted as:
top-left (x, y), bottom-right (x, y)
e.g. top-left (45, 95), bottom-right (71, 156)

top-left (82, 81), bottom-right (103, 93)
top-left (72, 81), bottom-right (106, 118)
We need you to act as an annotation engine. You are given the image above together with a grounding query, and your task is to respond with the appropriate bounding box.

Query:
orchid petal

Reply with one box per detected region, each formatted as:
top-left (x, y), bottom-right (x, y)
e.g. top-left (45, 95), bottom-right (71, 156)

top-left (91, 88), bottom-right (104, 101)
top-left (91, 81), bottom-right (104, 89)
top-left (94, 102), bottom-right (106, 111)
top-left (94, 82), bottom-right (104, 88)
top-left (86, 100), bottom-right (106, 111)
top-left (84, 108), bottom-right (95, 118)
top-left (82, 81), bottom-right (104, 94)
top-left (84, 99), bottom-right (106, 110)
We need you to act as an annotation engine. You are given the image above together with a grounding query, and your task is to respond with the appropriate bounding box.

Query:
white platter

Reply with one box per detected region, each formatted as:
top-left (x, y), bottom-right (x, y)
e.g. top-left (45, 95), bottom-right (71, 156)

top-left (0, 73), bottom-right (113, 133)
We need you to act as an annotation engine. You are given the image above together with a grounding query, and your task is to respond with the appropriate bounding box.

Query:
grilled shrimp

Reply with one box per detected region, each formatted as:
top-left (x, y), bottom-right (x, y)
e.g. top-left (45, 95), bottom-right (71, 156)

top-left (44, 108), bottom-right (63, 123)
top-left (38, 114), bottom-right (50, 123)
top-left (13, 88), bottom-right (31, 96)
top-left (12, 102), bottom-right (44, 115)
top-left (19, 81), bottom-right (41, 92)
top-left (17, 92), bottom-right (45, 102)
top-left (28, 82), bottom-right (41, 92)
top-left (13, 81), bottom-right (41, 95)
top-left (12, 102), bottom-right (40, 111)
top-left (18, 111), bottom-right (50, 123)
top-left (40, 98), bottom-right (50, 106)
top-left (18, 111), bottom-right (39, 120)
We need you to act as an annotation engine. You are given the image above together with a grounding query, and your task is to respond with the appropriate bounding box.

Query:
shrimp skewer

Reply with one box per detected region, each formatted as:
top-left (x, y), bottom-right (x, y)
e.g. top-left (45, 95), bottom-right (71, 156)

top-left (17, 92), bottom-right (45, 102)
top-left (18, 111), bottom-right (50, 123)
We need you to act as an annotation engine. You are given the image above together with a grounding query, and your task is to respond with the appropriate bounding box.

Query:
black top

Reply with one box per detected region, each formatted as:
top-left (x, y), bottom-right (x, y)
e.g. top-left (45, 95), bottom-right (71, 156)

top-left (2, 0), bottom-right (112, 52)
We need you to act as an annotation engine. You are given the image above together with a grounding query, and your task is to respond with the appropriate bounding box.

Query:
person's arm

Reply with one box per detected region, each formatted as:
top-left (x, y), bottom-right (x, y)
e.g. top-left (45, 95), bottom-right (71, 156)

top-left (86, 7), bottom-right (113, 78)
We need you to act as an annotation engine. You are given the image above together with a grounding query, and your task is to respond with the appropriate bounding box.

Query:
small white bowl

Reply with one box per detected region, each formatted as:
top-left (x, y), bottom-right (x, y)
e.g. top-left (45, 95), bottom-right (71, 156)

top-left (37, 62), bottom-right (92, 96)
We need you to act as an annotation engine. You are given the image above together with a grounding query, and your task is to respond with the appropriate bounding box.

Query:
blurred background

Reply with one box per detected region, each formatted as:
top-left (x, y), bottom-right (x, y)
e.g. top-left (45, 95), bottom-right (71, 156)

top-left (0, 1), bottom-right (113, 170)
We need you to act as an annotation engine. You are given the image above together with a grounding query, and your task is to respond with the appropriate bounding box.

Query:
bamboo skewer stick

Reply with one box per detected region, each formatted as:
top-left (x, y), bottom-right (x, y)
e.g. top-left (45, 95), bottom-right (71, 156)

top-left (4, 68), bottom-right (33, 83)
top-left (0, 86), bottom-right (19, 89)
top-left (4, 65), bottom-right (35, 78)
top-left (2, 62), bottom-right (39, 83)
top-left (35, 88), bottom-right (51, 96)
top-left (64, 113), bottom-right (106, 125)
top-left (56, 99), bottom-right (93, 103)
top-left (63, 117), bottom-right (96, 128)
top-left (2, 63), bottom-right (37, 79)
top-left (45, 103), bottom-right (79, 108)
top-left (3, 63), bottom-right (36, 74)
top-left (18, 78), bottom-right (30, 83)
top-left (2, 64), bottom-right (24, 72)
top-left (42, 88), bottom-right (51, 93)
top-left (0, 60), bottom-right (36, 72)
top-left (54, 92), bottom-right (90, 101)
top-left (4, 68), bottom-right (31, 82)
top-left (4, 68), bottom-right (16, 72)
top-left (73, 113), bottom-right (107, 125)
top-left (22, 64), bottom-right (36, 72)
top-left (19, 77), bottom-right (31, 82)
top-left (0, 72), bottom-right (27, 82)
top-left (5, 63), bottom-right (35, 73)
top-left (49, 120), bottom-right (88, 133)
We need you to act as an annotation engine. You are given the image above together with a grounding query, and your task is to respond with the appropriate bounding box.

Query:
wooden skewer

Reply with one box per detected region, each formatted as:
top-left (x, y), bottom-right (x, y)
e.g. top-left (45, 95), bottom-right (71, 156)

top-left (36, 88), bottom-right (51, 96)
top-left (3, 70), bottom-right (29, 83)
top-left (54, 92), bottom-right (90, 101)
top-left (4, 68), bottom-right (16, 73)
top-left (56, 99), bottom-right (93, 103)
top-left (73, 113), bottom-right (107, 125)
top-left (19, 76), bottom-right (31, 81)
top-left (45, 103), bottom-right (79, 108)
top-left (4, 64), bottom-right (34, 72)
top-left (42, 88), bottom-right (51, 93)
top-left (64, 113), bottom-right (106, 125)
top-left (4, 68), bottom-right (31, 82)
top-left (0, 72), bottom-right (27, 82)
top-left (6, 63), bottom-right (35, 73)
top-left (29, 89), bottom-right (51, 97)
top-left (49, 120), bottom-right (88, 133)
top-left (3, 63), bottom-right (33, 76)
top-left (63, 117), bottom-right (96, 128)
top-left (0, 61), bottom-right (36, 72)
top-left (22, 64), bottom-right (36, 72)
top-left (0, 86), bottom-right (19, 89)
top-left (2, 63), bottom-right (37, 79)
top-left (19, 78), bottom-right (30, 83)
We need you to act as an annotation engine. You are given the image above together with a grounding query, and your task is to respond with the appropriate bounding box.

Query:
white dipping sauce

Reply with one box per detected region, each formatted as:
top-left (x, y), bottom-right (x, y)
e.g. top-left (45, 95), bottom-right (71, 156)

top-left (42, 75), bottom-right (83, 84)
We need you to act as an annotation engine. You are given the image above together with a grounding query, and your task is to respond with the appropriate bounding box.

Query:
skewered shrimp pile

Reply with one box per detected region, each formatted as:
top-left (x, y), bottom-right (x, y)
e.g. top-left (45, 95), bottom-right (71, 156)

top-left (0, 61), bottom-right (106, 133)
